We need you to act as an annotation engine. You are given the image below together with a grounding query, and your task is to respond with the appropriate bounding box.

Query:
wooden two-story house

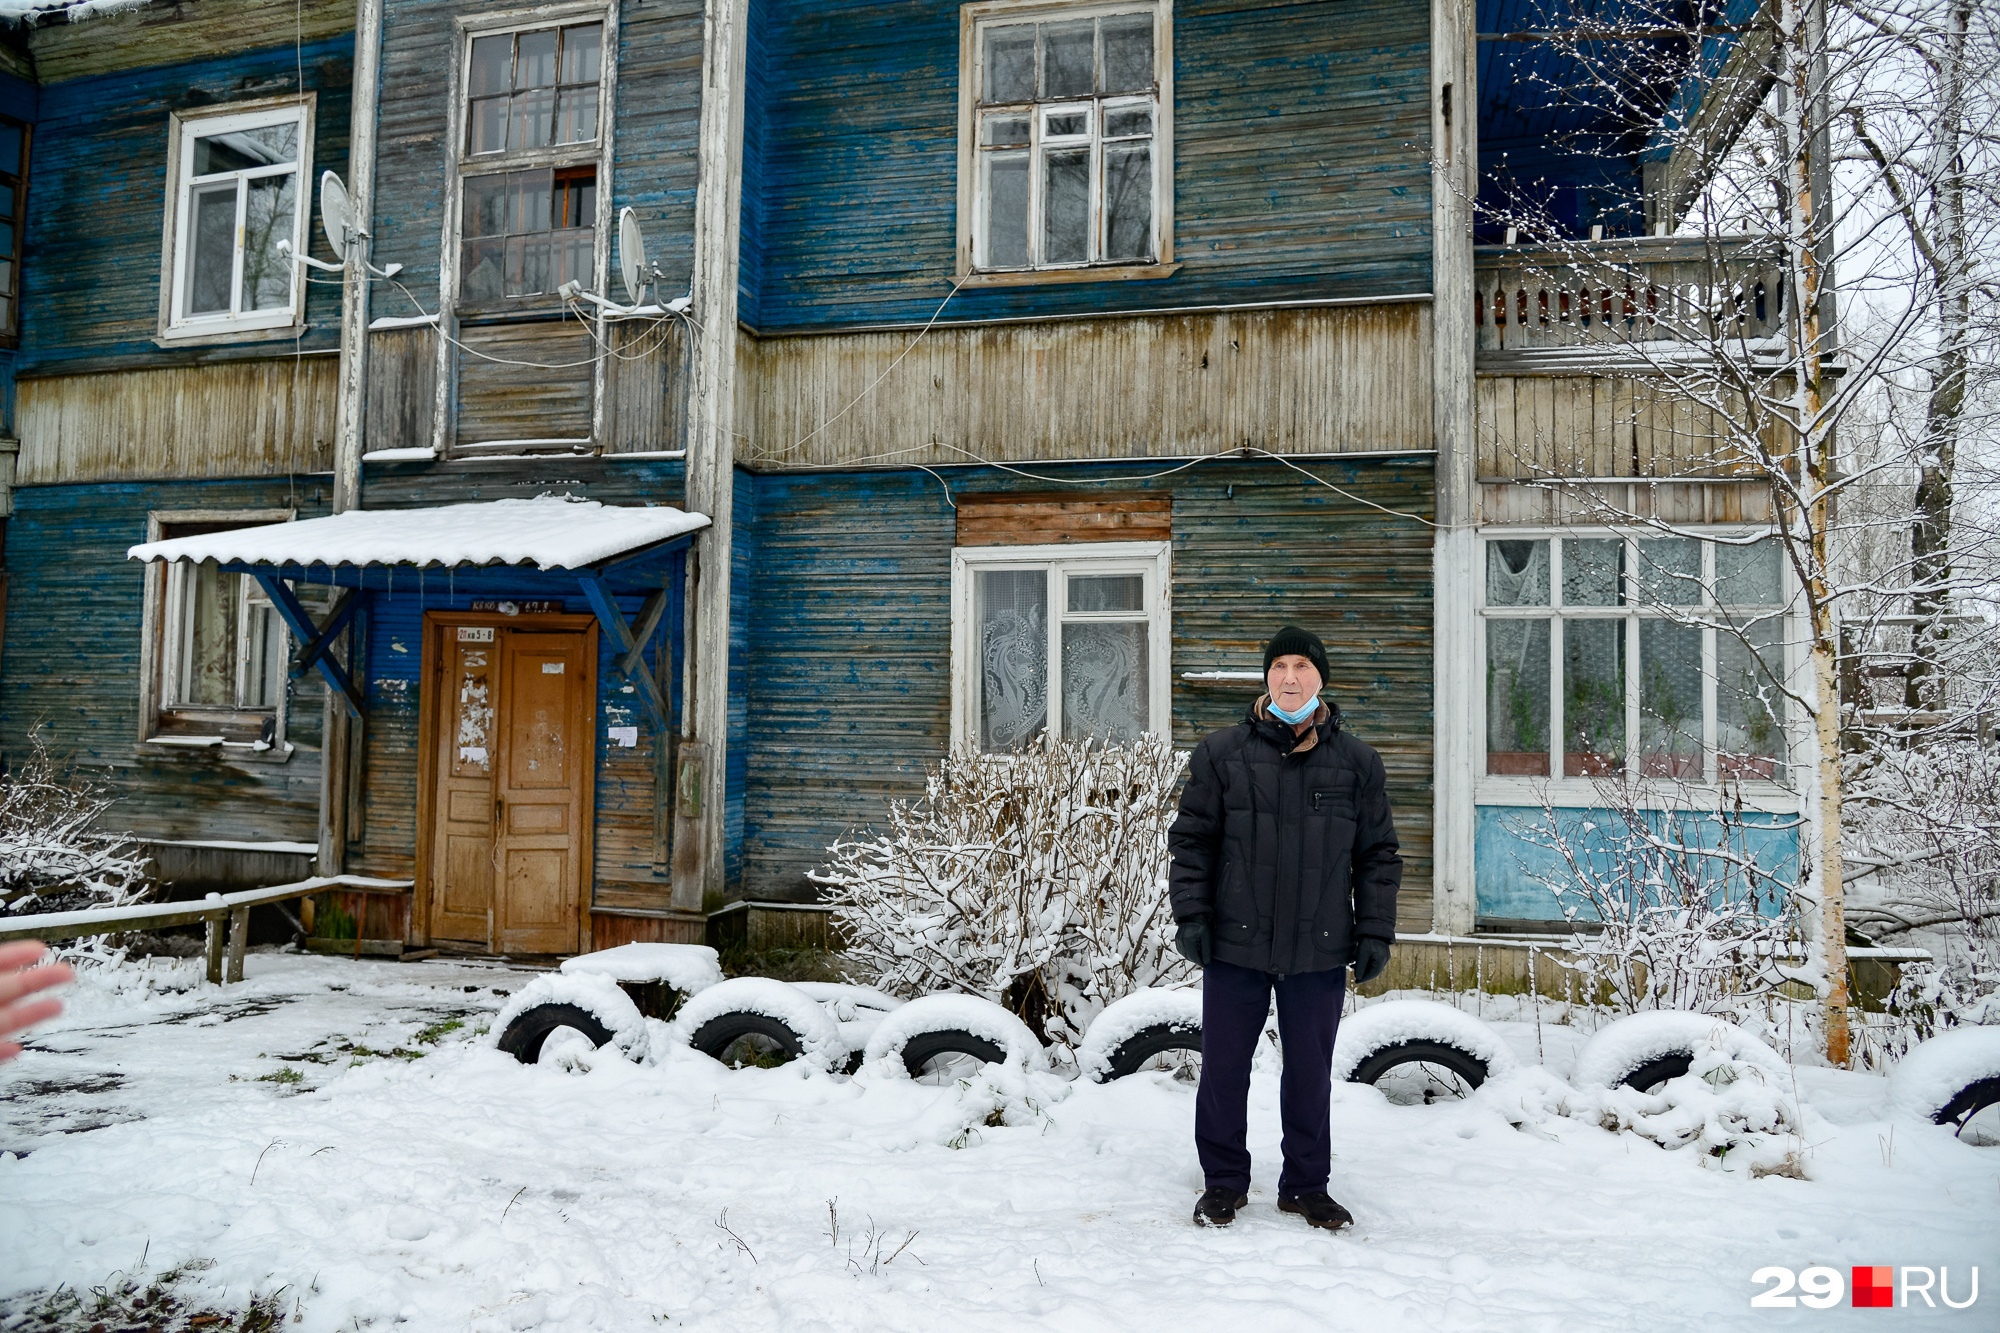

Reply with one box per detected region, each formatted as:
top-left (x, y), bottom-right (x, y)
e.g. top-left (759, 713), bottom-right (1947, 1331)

top-left (0, 0), bottom-right (1807, 973)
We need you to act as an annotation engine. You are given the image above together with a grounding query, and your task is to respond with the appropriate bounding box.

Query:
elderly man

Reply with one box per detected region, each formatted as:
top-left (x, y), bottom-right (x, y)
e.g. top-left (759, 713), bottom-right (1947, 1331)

top-left (1168, 624), bottom-right (1402, 1231)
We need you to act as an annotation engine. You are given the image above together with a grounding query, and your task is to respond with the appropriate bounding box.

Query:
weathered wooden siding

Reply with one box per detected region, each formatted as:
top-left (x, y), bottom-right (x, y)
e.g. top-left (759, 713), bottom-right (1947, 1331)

top-left (365, 328), bottom-right (436, 454)
top-left (739, 458), bottom-right (1436, 932)
top-left (742, 303), bottom-right (1432, 469)
top-left (454, 322), bottom-right (594, 449)
top-left (23, 0), bottom-right (351, 86)
top-left (18, 36), bottom-right (352, 375)
top-left (0, 479), bottom-right (331, 843)
top-left (17, 358), bottom-right (338, 484)
top-left (746, 0), bottom-right (1433, 330)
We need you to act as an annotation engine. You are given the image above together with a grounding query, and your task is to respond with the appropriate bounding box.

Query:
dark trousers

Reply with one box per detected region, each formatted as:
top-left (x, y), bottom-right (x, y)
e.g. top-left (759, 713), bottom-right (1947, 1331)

top-left (1194, 957), bottom-right (1347, 1196)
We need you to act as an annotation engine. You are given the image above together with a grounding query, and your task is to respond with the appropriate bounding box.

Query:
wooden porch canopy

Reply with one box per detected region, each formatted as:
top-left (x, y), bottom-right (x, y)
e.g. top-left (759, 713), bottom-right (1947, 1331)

top-left (127, 497), bottom-right (709, 731)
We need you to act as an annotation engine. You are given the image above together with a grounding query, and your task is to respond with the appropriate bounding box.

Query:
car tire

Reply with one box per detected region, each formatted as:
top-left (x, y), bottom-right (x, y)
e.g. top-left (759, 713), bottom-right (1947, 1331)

top-left (1347, 1038), bottom-right (1490, 1092)
top-left (689, 1010), bottom-right (806, 1068)
top-left (1101, 1021), bottom-right (1203, 1081)
top-left (496, 1002), bottom-right (617, 1065)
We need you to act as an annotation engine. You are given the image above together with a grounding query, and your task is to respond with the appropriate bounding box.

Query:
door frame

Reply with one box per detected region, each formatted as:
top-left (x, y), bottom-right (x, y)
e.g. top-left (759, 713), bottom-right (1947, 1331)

top-left (415, 609), bottom-right (600, 952)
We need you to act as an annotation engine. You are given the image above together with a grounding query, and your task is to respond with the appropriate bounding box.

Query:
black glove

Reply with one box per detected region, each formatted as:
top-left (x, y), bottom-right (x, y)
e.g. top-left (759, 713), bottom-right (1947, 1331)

top-left (1175, 915), bottom-right (1212, 968)
top-left (1351, 936), bottom-right (1391, 985)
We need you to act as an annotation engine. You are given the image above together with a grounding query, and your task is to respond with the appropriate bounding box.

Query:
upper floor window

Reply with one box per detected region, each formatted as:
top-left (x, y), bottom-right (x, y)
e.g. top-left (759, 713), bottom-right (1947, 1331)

top-left (962, 2), bottom-right (1171, 275)
top-left (457, 20), bottom-right (606, 306)
top-left (161, 100), bottom-right (313, 340)
top-left (1479, 533), bottom-right (1792, 788)
top-left (0, 114), bottom-right (29, 345)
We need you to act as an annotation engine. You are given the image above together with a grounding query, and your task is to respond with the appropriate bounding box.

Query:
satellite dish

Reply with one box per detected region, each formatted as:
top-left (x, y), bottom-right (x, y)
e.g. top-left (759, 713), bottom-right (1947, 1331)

top-left (619, 207), bottom-right (648, 306)
top-left (320, 171), bottom-right (352, 262)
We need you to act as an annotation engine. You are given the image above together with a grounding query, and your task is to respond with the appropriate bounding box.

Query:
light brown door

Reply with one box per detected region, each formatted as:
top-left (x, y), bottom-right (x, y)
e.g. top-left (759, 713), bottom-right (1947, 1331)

top-left (427, 620), bottom-right (593, 954)
top-left (430, 629), bottom-right (498, 945)
top-left (493, 631), bottom-right (590, 954)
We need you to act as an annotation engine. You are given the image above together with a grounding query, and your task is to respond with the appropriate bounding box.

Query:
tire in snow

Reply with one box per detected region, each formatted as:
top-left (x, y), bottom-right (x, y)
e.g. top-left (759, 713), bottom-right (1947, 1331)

top-left (1078, 988), bottom-right (1203, 1082)
top-left (1889, 1026), bottom-right (2000, 1137)
top-left (491, 972), bottom-right (650, 1065)
top-left (1570, 1009), bottom-right (1788, 1093)
top-left (860, 994), bottom-right (1046, 1080)
top-left (1329, 999), bottom-right (1517, 1101)
top-left (671, 977), bottom-right (848, 1072)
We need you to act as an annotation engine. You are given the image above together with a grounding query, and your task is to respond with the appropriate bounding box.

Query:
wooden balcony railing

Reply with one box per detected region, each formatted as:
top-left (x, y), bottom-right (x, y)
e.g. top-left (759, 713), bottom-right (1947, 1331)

top-left (1474, 236), bottom-right (1789, 357)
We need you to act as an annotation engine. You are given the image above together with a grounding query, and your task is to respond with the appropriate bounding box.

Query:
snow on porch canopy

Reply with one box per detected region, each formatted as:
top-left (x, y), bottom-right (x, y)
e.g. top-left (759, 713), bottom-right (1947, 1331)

top-left (126, 497), bottom-right (710, 730)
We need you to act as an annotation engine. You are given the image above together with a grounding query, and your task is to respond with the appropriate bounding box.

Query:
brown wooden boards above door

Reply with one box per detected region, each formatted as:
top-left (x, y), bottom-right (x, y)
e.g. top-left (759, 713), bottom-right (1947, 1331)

top-left (422, 614), bottom-right (597, 955)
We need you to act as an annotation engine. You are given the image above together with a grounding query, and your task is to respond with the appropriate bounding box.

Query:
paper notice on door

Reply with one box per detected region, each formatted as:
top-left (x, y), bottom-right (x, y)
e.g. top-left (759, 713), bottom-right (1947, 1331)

top-left (608, 726), bottom-right (638, 748)
top-left (541, 662), bottom-right (564, 673)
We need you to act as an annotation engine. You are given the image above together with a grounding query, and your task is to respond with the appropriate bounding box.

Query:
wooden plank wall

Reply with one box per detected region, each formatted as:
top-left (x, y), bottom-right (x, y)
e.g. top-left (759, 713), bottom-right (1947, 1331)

top-left (365, 328), bottom-right (436, 454)
top-left (17, 358), bottom-right (338, 484)
top-left (18, 35), bottom-right (352, 376)
top-left (454, 323), bottom-right (594, 449)
top-left (0, 479), bottom-right (330, 843)
top-left (742, 303), bottom-right (1432, 469)
top-left (746, 0), bottom-right (1432, 329)
top-left (24, 0), bottom-right (351, 85)
top-left (1474, 374), bottom-right (1788, 480)
top-left (738, 458), bottom-right (1437, 932)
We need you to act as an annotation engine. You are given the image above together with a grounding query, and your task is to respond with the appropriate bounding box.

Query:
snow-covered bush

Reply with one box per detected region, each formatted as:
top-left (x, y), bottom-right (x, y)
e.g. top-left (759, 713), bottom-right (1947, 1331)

top-left (1512, 780), bottom-right (1803, 1016)
top-left (813, 733), bottom-right (1194, 1054)
top-left (0, 739), bottom-right (149, 917)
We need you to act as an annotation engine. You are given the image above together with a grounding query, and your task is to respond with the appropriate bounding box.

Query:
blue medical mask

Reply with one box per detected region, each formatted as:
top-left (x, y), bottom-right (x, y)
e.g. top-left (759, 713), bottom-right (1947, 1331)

top-left (1268, 694), bottom-right (1320, 725)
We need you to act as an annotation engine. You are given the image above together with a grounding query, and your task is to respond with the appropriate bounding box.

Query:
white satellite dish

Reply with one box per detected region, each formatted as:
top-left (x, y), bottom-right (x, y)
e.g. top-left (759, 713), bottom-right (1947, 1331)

top-left (618, 206), bottom-right (648, 306)
top-left (320, 170), bottom-right (352, 262)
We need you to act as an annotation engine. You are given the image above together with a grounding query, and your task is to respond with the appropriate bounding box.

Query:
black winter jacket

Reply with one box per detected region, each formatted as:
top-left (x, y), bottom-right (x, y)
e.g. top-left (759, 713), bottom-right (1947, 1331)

top-left (1167, 697), bottom-right (1402, 975)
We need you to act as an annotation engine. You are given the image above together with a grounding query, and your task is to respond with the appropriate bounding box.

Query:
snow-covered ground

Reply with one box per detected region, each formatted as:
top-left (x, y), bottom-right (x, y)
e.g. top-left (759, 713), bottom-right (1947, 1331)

top-left (1, 951), bottom-right (1994, 1331)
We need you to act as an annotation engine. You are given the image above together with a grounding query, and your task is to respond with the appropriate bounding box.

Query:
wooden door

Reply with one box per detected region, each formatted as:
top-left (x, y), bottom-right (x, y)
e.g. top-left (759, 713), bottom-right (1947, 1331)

top-left (429, 628), bottom-right (498, 945)
top-left (426, 619), bottom-right (594, 954)
top-left (493, 631), bottom-right (591, 954)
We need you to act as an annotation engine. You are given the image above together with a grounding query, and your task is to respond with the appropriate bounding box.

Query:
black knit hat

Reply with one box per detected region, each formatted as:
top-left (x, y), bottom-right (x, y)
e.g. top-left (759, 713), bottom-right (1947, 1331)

top-left (1263, 625), bottom-right (1330, 686)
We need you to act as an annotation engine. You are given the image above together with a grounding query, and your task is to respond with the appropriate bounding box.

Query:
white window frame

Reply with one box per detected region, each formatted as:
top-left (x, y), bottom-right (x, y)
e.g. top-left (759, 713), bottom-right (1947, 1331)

top-left (137, 509), bottom-right (303, 758)
top-left (950, 541), bottom-right (1173, 752)
top-left (157, 97), bottom-right (314, 342)
top-left (955, 0), bottom-right (1175, 281)
top-left (1474, 526), bottom-right (1800, 813)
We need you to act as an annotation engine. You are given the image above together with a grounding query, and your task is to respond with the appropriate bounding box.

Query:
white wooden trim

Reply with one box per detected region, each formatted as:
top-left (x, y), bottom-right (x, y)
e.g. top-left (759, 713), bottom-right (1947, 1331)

top-left (157, 97), bottom-right (316, 343)
top-left (949, 540), bottom-right (1171, 752)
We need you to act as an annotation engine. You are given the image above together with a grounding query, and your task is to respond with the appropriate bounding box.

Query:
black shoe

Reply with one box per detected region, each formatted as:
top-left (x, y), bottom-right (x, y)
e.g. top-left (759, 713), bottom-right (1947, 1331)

top-left (1277, 1192), bottom-right (1354, 1231)
top-left (1192, 1187), bottom-right (1249, 1227)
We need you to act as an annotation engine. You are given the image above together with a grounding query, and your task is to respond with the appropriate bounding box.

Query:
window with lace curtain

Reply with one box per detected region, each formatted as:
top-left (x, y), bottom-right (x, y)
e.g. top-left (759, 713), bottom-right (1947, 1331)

top-left (950, 542), bottom-right (1172, 752)
top-left (1479, 531), bottom-right (1793, 788)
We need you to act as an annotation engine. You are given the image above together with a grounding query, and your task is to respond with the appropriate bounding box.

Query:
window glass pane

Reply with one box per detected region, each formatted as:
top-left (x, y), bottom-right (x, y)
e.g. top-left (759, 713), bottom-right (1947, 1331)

top-left (1104, 105), bottom-right (1153, 138)
top-left (984, 25), bottom-right (1036, 102)
top-left (0, 185), bottom-right (17, 220)
top-left (515, 29), bottom-right (559, 88)
top-left (187, 184), bottom-right (238, 315)
top-left (1486, 539), bottom-right (1550, 606)
top-left (1638, 620), bottom-right (1702, 777)
top-left (1634, 537), bottom-right (1701, 606)
top-left (1103, 143), bottom-right (1151, 261)
top-left (175, 561), bottom-right (239, 708)
top-left (241, 602), bottom-right (287, 710)
top-left (1562, 538), bottom-right (1624, 606)
top-left (469, 95), bottom-right (508, 155)
top-left (557, 86), bottom-right (599, 144)
top-left (1068, 573), bottom-right (1144, 613)
top-left (982, 114), bottom-right (1030, 147)
top-left (1063, 621), bottom-right (1148, 745)
top-left (1563, 618), bottom-right (1625, 774)
top-left (242, 171), bottom-right (296, 311)
top-left (1100, 13), bottom-right (1153, 92)
top-left (983, 153), bottom-right (1029, 268)
top-left (554, 227), bottom-right (593, 288)
top-left (1716, 537), bottom-right (1782, 605)
top-left (556, 169), bottom-right (595, 227)
top-left (511, 169), bottom-right (553, 233)
top-left (1719, 622), bottom-right (1786, 780)
top-left (0, 220), bottom-right (14, 259)
top-left (560, 24), bottom-right (602, 84)
top-left (510, 87), bottom-right (556, 152)
top-left (192, 123), bottom-right (298, 175)
top-left (1041, 20), bottom-right (1095, 98)
top-left (460, 237), bottom-right (504, 300)
top-left (1486, 618), bottom-right (1550, 775)
top-left (468, 34), bottom-right (512, 99)
top-left (463, 173), bottom-right (507, 239)
top-left (1042, 147), bottom-right (1089, 264)
top-left (0, 263), bottom-right (12, 304)
top-left (1044, 108), bottom-right (1088, 138)
top-left (507, 233), bottom-right (549, 296)
top-left (0, 123), bottom-right (21, 177)
top-left (978, 569), bottom-right (1048, 752)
